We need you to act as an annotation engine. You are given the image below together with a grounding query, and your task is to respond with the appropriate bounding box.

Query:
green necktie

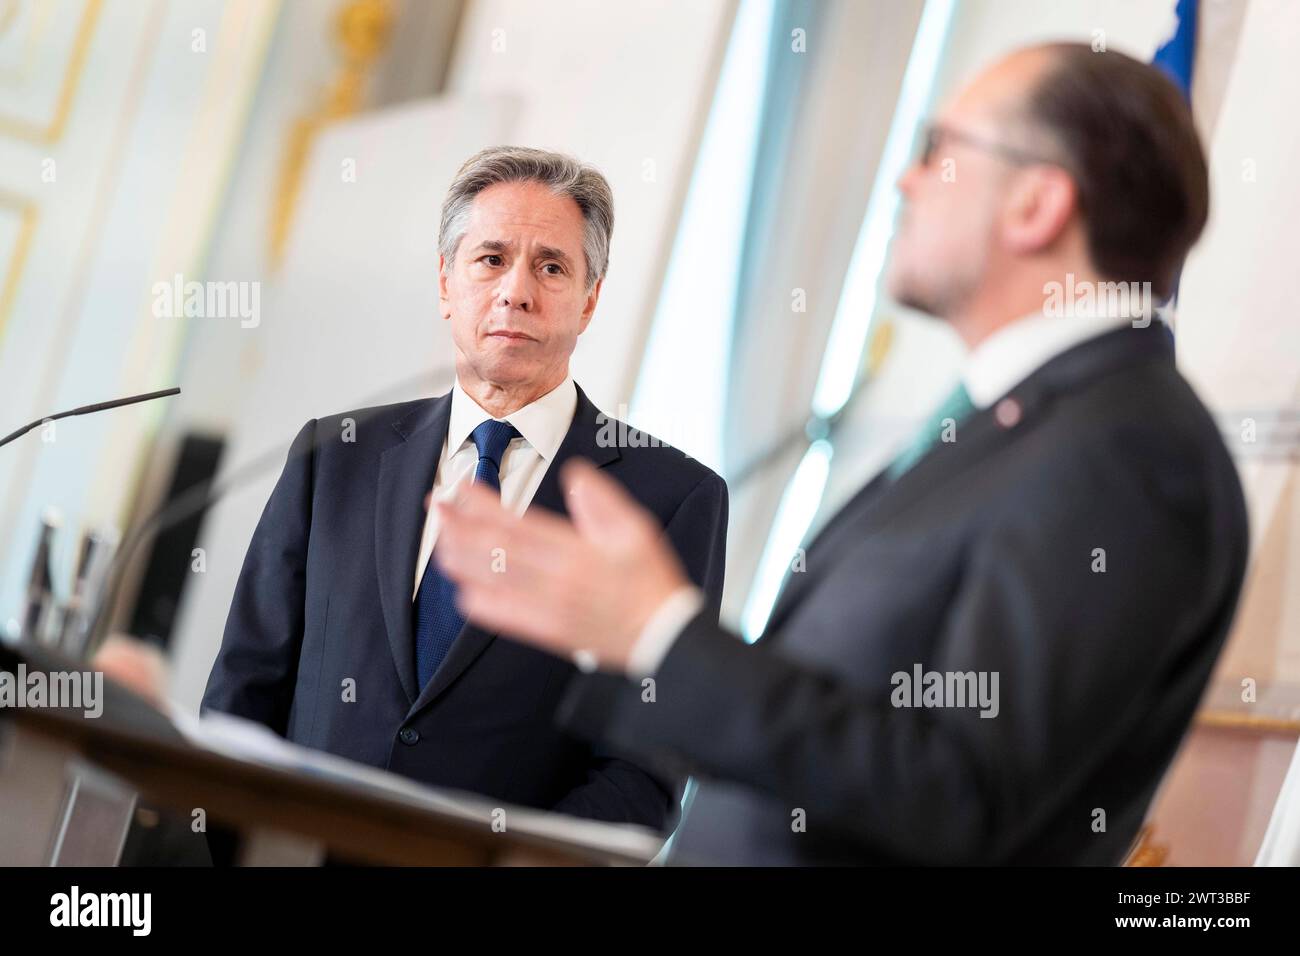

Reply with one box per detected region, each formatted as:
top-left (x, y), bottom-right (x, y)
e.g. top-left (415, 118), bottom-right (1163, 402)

top-left (886, 381), bottom-right (976, 480)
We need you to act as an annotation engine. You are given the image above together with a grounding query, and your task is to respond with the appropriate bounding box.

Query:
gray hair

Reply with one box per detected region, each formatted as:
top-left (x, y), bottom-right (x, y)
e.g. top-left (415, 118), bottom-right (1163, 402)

top-left (438, 145), bottom-right (615, 291)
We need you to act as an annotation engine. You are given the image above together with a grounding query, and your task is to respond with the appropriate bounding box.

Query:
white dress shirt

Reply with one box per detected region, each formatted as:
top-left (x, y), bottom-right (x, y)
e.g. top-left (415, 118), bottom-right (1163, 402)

top-left (962, 310), bottom-right (1133, 409)
top-left (625, 310), bottom-right (1138, 678)
top-left (413, 375), bottom-right (577, 599)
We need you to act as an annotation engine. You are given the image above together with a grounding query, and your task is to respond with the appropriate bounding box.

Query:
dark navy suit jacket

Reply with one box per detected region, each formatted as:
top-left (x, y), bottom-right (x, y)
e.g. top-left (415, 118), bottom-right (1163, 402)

top-left (559, 324), bottom-right (1249, 863)
top-left (202, 382), bottom-right (728, 830)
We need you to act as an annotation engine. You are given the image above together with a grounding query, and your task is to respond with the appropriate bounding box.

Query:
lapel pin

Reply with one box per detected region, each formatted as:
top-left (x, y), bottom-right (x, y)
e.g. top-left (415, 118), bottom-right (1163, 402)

top-left (994, 397), bottom-right (1022, 429)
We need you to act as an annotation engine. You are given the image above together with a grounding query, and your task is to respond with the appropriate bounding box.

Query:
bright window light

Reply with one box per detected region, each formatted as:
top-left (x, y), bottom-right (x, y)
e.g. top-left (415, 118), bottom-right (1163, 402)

top-left (630, 0), bottom-right (778, 474)
top-left (740, 438), bottom-right (833, 642)
top-left (742, 0), bottom-right (956, 641)
top-left (811, 0), bottom-right (956, 419)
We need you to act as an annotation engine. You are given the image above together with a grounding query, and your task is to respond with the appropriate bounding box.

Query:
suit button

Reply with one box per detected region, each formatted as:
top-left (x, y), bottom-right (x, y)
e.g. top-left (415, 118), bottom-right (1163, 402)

top-left (398, 727), bottom-right (420, 746)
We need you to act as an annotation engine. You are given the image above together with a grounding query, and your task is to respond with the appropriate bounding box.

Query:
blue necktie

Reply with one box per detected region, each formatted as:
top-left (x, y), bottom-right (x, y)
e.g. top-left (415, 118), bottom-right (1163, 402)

top-left (413, 419), bottom-right (519, 689)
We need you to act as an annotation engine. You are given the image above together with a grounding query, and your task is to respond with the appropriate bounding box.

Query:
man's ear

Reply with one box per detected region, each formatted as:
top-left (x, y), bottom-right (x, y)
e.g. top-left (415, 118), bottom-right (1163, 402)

top-left (1002, 165), bottom-right (1077, 255)
top-left (438, 254), bottom-right (452, 320)
top-left (577, 277), bottom-right (603, 334)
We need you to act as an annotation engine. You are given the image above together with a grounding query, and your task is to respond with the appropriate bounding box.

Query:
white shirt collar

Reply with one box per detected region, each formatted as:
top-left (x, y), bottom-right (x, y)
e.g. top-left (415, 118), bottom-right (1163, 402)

top-left (962, 311), bottom-right (1133, 408)
top-left (447, 375), bottom-right (577, 461)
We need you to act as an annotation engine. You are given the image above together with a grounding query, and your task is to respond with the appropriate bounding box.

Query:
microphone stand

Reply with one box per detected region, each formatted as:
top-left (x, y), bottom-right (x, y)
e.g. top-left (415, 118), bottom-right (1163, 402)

top-left (81, 367), bottom-right (458, 658)
top-left (0, 388), bottom-right (181, 450)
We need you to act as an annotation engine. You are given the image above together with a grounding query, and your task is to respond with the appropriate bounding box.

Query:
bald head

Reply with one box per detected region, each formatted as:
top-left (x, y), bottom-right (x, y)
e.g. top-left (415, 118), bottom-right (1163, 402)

top-left (886, 42), bottom-right (1207, 342)
top-left (947, 46), bottom-right (1060, 132)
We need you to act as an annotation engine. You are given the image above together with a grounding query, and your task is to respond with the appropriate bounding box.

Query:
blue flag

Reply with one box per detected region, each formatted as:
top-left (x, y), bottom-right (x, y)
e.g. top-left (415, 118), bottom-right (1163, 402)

top-left (1151, 0), bottom-right (1199, 337)
top-left (1153, 0), bottom-right (1198, 101)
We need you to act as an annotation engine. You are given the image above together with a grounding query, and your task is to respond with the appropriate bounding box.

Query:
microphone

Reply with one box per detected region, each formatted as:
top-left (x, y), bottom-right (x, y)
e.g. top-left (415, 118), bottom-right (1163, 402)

top-left (81, 367), bottom-right (458, 657)
top-left (0, 387), bottom-right (181, 450)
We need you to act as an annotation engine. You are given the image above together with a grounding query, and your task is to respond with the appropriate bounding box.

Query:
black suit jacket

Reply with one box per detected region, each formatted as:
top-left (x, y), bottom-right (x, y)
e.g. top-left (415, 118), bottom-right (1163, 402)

top-left (560, 323), bottom-right (1249, 864)
top-left (202, 383), bottom-right (728, 830)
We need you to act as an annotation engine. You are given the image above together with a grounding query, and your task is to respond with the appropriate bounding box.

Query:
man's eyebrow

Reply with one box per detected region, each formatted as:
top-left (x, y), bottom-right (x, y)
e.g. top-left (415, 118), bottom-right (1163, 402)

top-left (466, 240), bottom-right (572, 267)
top-left (535, 245), bottom-right (574, 267)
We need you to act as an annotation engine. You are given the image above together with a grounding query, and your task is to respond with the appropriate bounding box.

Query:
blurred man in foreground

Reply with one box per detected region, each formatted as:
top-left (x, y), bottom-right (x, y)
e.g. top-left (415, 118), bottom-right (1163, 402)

top-left (434, 45), bottom-right (1249, 864)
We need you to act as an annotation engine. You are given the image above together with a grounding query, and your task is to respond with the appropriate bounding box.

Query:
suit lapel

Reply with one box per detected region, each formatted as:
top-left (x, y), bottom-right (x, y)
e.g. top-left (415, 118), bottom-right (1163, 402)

top-left (375, 393), bottom-right (453, 706)
top-left (761, 409), bottom-right (1009, 638)
top-left (761, 323), bottom-right (1173, 639)
top-left (405, 383), bottom-right (621, 718)
top-left (760, 470), bottom-right (892, 637)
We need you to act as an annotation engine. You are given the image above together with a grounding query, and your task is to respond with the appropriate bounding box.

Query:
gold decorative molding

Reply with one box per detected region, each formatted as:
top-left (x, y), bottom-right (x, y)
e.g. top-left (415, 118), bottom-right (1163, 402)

top-left (0, 188), bottom-right (37, 345)
top-left (0, 0), bottom-right (55, 85)
top-left (0, 0), bottom-right (20, 34)
top-left (1194, 679), bottom-right (1300, 735)
top-left (0, 0), bottom-right (101, 144)
top-left (866, 317), bottom-right (895, 376)
top-left (1196, 711), bottom-right (1300, 735)
top-left (269, 0), bottom-right (394, 267)
top-left (1123, 824), bottom-right (1170, 867)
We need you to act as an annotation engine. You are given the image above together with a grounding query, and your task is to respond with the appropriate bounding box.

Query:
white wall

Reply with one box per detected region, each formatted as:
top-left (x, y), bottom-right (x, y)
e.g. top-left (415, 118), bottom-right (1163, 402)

top-left (1177, 0), bottom-right (1300, 684)
top-left (0, 0), bottom-right (278, 625)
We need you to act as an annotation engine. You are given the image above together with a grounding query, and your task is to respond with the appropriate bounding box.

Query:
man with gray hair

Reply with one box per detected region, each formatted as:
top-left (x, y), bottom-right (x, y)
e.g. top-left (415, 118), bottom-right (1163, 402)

top-left (203, 146), bottom-right (728, 849)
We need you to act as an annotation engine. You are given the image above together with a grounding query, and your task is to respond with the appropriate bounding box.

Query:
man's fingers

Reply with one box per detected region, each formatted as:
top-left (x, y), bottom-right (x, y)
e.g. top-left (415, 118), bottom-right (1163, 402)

top-left (454, 582), bottom-right (570, 649)
top-left (561, 459), bottom-right (654, 541)
top-left (449, 481), bottom-right (575, 544)
top-left (436, 498), bottom-right (575, 590)
top-left (448, 480), bottom-right (510, 519)
top-left (435, 533), bottom-right (585, 656)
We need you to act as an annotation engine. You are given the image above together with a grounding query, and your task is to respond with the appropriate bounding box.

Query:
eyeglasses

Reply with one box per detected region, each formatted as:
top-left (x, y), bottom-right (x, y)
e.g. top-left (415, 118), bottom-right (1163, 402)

top-left (917, 122), bottom-right (1061, 169)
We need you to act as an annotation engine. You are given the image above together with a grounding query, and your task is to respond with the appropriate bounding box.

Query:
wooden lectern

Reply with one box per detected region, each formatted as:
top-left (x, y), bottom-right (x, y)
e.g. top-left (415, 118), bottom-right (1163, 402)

top-left (0, 641), bottom-right (660, 867)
